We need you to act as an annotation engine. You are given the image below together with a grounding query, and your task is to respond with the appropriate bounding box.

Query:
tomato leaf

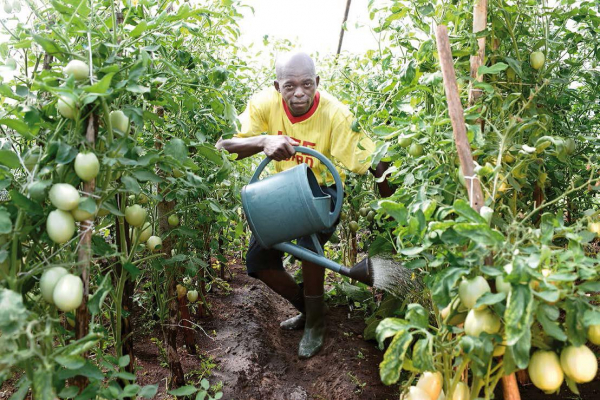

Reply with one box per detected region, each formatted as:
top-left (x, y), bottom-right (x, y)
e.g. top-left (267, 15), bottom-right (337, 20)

top-left (0, 209), bottom-right (12, 234)
top-left (139, 385), bottom-right (159, 399)
top-left (165, 138), bottom-right (188, 162)
top-left (168, 385), bottom-right (198, 396)
top-left (505, 284), bottom-right (534, 346)
top-left (564, 298), bottom-right (588, 346)
top-left (0, 118), bottom-right (32, 138)
top-left (379, 329), bottom-right (413, 385)
top-left (478, 62), bottom-right (508, 75)
top-left (0, 150), bottom-right (20, 169)
top-left (32, 34), bottom-right (66, 60)
top-left (83, 72), bottom-right (115, 94)
top-left (55, 355), bottom-right (85, 369)
top-left (474, 292), bottom-right (506, 309)
top-left (537, 304), bottom-right (567, 341)
top-left (32, 366), bottom-right (54, 400)
top-left (431, 267), bottom-right (468, 307)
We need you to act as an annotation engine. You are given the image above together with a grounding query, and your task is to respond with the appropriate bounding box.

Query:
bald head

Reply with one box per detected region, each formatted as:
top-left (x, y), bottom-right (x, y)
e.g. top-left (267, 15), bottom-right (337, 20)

top-left (275, 52), bottom-right (316, 80)
top-left (274, 52), bottom-right (320, 117)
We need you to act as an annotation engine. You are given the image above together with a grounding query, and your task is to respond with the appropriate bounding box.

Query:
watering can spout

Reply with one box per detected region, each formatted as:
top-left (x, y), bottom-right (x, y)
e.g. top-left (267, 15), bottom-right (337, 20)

top-left (344, 257), bottom-right (375, 287)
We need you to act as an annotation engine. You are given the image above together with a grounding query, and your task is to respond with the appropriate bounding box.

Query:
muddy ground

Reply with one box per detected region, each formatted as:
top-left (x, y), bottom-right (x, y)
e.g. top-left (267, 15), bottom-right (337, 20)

top-left (135, 262), bottom-right (398, 399)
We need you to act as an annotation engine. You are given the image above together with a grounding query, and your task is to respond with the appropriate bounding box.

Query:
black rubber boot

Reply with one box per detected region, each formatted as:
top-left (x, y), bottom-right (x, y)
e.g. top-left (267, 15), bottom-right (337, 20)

top-left (298, 294), bottom-right (325, 359)
top-left (280, 283), bottom-right (305, 330)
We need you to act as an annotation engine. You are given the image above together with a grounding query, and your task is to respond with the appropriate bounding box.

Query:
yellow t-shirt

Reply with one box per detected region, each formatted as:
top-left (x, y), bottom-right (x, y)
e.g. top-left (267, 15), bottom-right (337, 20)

top-left (236, 87), bottom-right (375, 185)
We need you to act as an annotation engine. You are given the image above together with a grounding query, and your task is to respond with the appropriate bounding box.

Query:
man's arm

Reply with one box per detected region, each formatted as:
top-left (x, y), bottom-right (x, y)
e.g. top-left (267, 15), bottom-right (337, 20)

top-left (216, 135), bottom-right (300, 161)
top-left (369, 161), bottom-right (394, 198)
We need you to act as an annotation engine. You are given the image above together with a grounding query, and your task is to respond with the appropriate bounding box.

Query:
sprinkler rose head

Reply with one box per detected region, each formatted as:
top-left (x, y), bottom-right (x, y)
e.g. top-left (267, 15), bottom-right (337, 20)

top-left (345, 256), bottom-right (422, 296)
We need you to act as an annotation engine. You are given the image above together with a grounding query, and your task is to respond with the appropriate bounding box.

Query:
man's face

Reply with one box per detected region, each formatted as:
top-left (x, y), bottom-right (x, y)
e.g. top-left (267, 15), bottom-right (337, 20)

top-left (275, 70), bottom-right (320, 117)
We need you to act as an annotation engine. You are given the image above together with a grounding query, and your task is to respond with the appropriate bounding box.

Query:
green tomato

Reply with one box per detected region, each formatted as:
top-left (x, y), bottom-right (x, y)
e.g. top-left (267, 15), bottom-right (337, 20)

top-left (49, 183), bottom-right (80, 211)
top-left (349, 221), bottom-right (359, 233)
top-left (359, 207), bottom-right (369, 217)
top-left (138, 193), bottom-right (149, 204)
top-left (187, 290), bottom-right (199, 303)
top-left (464, 308), bottom-right (501, 337)
top-left (506, 67), bottom-right (516, 81)
top-left (564, 138), bottom-right (576, 155)
top-left (110, 110), bottom-right (130, 135)
top-left (24, 146), bottom-right (41, 171)
top-left (479, 206), bottom-right (493, 224)
top-left (528, 350), bottom-right (563, 392)
top-left (52, 274), bottom-right (83, 312)
top-left (530, 51), bottom-right (545, 70)
top-left (74, 152), bottom-right (100, 182)
top-left (168, 214), bottom-right (179, 227)
top-left (416, 371), bottom-right (442, 400)
top-left (26, 180), bottom-right (48, 202)
top-left (458, 276), bottom-right (491, 310)
top-left (172, 168), bottom-right (185, 178)
top-left (125, 204), bottom-right (147, 227)
top-left (46, 209), bottom-right (76, 244)
top-left (408, 142), bottom-right (423, 157)
top-left (560, 345), bottom-right (598, 384)
top-left (367, 211), bottom-right (375, 222)
top-left (40, 266), bottom-right (68, 304)
top-left (12, 0), bottom-right (21, 13)
top-left (495, 275), bottom-right (511, 295)
top-left (4, 0), bottom-right (12, 13)
top-left (398, 136), bottom-right (412, 148)
top-left (71, 199), bottom-right (95, 222)
top-left (146, 235), bottom-right (162, 252)
top-left (63, 60), bottom-right (89, 81)
top-left (57, 95), bottom-right (77, 119)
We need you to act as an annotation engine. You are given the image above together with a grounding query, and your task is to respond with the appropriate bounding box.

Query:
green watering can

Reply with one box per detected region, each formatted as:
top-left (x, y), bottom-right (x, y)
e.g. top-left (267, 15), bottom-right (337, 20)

top-left (241, 146), bottom-right (375, 286)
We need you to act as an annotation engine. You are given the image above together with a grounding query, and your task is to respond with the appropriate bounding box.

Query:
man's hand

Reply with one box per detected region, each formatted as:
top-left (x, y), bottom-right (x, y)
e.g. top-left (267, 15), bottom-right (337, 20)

top-left (263, 135), bottom-right (300, 161)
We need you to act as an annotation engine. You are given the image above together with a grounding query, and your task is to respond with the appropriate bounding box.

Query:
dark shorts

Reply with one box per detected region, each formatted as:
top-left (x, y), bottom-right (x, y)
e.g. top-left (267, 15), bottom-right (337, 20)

top-left (245, 185), bottom-right (341, 277)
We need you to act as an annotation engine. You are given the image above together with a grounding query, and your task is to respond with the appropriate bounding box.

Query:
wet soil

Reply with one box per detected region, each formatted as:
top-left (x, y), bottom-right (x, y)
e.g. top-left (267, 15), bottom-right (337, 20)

top-left (135, 262), bottom-right (398, 399)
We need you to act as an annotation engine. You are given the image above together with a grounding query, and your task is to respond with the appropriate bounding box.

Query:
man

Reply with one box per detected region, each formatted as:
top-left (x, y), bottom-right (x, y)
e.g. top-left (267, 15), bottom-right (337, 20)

top-left (216, 52), bottom-right (392, 359)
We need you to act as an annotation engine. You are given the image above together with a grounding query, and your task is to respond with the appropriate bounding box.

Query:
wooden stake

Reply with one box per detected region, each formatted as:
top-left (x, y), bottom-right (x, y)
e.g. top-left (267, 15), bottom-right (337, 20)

top-left (435, 25), bottom-right (484, 212)
top-left (468, 0), bottom-right (488, 105)
top-left (435, 24), bottom-right (521, 400)
top-left (155, 106), bottom-right (186, 388)
top-left (336, 0), bottom-right (352, 56)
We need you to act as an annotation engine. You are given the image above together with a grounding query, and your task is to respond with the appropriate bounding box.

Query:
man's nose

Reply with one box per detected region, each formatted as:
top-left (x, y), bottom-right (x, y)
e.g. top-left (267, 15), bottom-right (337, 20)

top-left (294, 87), bottom-right (305, 98)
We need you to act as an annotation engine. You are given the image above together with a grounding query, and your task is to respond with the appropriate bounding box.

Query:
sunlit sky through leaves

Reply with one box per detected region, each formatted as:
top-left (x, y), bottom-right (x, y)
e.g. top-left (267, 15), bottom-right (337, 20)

top-left (237, 0), bottom-right (380, 57)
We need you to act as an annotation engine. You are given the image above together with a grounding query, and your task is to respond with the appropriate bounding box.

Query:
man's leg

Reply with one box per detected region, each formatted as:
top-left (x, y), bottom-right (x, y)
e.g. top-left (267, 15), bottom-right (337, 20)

top-left (246, 236), bottom-right (305, 328)
top-left (298, 260), bottom-right (325, 359)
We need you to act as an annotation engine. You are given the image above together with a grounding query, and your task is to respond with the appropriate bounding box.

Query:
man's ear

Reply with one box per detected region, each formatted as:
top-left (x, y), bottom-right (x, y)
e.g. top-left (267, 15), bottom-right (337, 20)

top-left (274, 80), bottom-right (280, 92)
top-left (315, 76), bottom-right (320, 87)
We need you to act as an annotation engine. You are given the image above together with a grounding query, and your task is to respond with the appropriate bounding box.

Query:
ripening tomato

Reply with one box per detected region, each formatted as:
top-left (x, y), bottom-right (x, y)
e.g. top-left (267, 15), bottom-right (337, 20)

top-left (132, 222), bottom-right (152, 243)
top-left (74, 152), bottom-right (100, 182)
top-left (560, 345), bottom-right (598, 383)
top-left (401, 386), bottom-right (431, 400)
top-left (40, 266), bottom-right (68, 304)
top-left (459, 276), bottom-right (491, 310)
top-left (49, 183), bottom-right (80, 211)
top-left (530, 51), bottom-right (545, 70)
top-left (46, 209), bottom-right (76, 244)
top-left (528, 350), bottom-right (563, 392)
top-left (125, 204), bottom-right (147, 227)
top-left (176, 284), bottom-right (187, 299)
top-left (63, 60), bottom-right (89, 81)
top-left (464, 308), bottom-right (501, 337)
top-left (416, 371), bottom-right (442, 400)
top-left (588, 324), bottom-right (600, 345)
top-left (146, 235), bottom-right (162, 252)
top-left (52, 274), bottom-right (83, 312)
top-left (452, 382), bottom-right (469, 400)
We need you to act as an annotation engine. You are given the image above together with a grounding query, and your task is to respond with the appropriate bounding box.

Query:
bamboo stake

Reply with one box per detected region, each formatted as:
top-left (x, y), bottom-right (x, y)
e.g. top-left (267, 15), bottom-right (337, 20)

top-left (435, 25), bottom-right (521, 400)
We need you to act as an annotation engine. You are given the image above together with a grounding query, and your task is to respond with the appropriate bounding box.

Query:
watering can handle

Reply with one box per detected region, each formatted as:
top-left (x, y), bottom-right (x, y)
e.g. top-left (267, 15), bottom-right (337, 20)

top-left (249, 146), bottom-right (344, 225)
